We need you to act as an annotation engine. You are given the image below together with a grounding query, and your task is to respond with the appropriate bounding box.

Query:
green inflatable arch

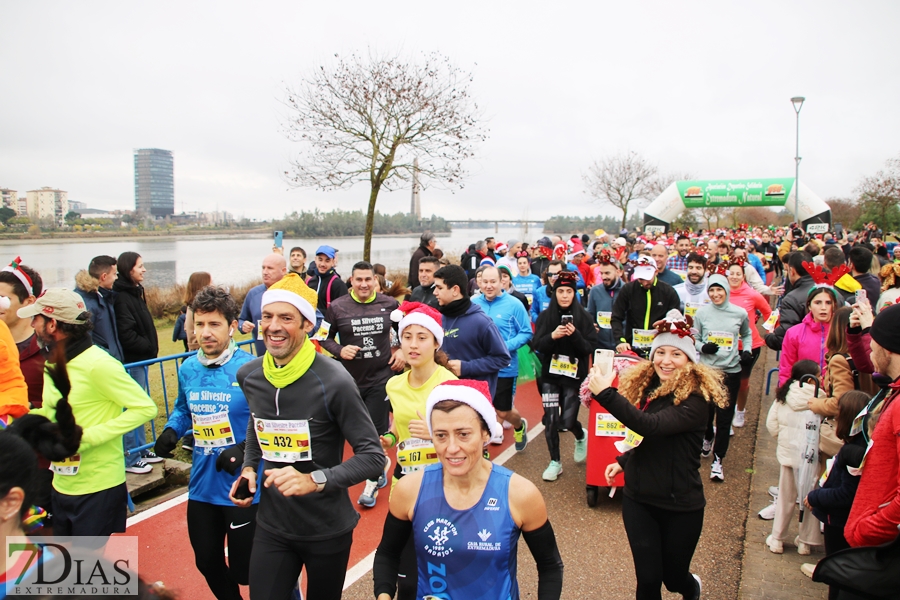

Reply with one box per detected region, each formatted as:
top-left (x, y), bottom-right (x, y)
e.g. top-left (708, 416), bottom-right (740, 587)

top-left (642, 178), bottom-right (832, 234)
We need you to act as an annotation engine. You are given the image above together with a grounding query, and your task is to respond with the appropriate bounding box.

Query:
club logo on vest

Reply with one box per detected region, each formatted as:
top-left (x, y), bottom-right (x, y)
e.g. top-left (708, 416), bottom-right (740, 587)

top-left (423, 518), bottom-right (457, 557)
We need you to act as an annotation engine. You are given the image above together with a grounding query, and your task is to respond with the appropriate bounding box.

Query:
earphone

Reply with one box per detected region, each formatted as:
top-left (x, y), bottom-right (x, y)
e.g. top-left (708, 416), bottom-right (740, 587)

top-left (229, 327), bottom-right (234, 336)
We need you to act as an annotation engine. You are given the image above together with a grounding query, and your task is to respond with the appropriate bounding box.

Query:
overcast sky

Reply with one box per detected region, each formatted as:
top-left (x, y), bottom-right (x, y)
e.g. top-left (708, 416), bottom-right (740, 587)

top-left (2, 1), bottom-right (898, 222)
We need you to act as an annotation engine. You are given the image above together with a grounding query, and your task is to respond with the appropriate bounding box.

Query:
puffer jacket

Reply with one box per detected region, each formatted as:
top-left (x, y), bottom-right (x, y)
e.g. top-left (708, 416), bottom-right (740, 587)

top-left (766, 381), bottom-right (823, 468)
top-left (74, 270), bottom-right (124, 362)
top-left (113, 276), bottom-right (159, 364)
top-left (778, 312), bottom-right (830, 387)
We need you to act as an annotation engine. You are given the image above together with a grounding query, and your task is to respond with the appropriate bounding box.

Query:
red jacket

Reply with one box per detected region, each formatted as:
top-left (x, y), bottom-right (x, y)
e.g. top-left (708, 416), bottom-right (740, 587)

top-left (728, 282), bottom-right (772, 350)
top-left (17, 334), bottom-right (44, 409)
top-left (845, 390), bottom-right (900, 547)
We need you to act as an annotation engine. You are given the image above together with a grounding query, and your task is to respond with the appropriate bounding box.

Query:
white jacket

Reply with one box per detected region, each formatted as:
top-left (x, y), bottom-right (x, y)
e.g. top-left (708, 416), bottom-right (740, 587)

top-left (766, 381), bottom-right (823, 468)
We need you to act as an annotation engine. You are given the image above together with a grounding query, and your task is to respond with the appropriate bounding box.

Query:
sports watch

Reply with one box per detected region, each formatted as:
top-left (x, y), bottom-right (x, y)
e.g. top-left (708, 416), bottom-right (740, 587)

top-left (310, 470), bottom-right (327, 493)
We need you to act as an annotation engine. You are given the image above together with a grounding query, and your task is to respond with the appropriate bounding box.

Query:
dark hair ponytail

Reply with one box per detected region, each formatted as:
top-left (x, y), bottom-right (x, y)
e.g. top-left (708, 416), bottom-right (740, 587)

top-left (774, 359), bottom-right (821, 403)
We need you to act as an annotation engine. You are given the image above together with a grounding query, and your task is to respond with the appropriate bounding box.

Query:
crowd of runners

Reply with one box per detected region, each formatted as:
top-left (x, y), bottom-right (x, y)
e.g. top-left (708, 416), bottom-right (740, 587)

top-left (2, 220), bottom-right (900, 599)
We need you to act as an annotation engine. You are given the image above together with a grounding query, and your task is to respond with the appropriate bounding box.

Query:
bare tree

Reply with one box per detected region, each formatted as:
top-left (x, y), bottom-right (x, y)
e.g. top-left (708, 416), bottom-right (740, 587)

top-left (855, 155), bottom-right (900, 232)
top-left (282, 51), bottom-right (487, 260)
top-left (645, 170), bottom-right (696, 201)
top-left (584, 151), bottom-right (657, 230)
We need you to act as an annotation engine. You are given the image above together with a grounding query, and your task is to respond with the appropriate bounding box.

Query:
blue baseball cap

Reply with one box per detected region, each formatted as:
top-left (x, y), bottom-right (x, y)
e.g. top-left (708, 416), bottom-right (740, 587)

top-left (315, 245), bottom-right (338, 259)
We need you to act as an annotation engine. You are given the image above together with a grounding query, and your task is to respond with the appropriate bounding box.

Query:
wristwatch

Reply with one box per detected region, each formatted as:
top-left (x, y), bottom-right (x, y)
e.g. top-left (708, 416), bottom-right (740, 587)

top-left (310, 470), bottom-right (327, 493)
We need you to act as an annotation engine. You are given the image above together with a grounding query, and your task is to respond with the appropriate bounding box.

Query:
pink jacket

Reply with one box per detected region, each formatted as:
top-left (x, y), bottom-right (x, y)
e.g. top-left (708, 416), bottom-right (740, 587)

top-left (778, 312), bottom-right (830, 387)
top-left (728, 282), bottom-right (772, 350)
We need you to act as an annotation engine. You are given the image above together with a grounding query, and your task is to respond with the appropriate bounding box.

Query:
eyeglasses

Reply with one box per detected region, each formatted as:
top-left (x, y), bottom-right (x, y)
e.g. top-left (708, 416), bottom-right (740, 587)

top-left (548, 271), bottom-right (561, 278)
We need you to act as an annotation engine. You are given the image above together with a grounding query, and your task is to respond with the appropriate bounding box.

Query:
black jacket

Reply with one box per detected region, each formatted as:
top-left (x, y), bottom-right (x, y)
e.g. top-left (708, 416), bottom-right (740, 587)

top-left (408, 245), bottom-right (433, 289)
top-left (808, 435), bottom-right (866, 527)
top-left (610, 280), bottom-right (681, 346)
top-left (595, 384), bottom-right (708, 511)
top-left (307, 268), bottom-right (348, 311)
top-left (765, 274), bottom-right (813, 350)
top-left (409, 284), bottom-right (440, 308)
top-left (112, 276), bottom-right (159, 364)
top-left (533, 297), bottom-right (597, 387)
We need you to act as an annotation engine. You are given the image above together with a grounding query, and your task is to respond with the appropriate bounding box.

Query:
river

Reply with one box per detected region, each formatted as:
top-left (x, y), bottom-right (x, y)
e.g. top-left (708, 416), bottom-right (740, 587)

top-left (0, 226), bottom-right (540, 288)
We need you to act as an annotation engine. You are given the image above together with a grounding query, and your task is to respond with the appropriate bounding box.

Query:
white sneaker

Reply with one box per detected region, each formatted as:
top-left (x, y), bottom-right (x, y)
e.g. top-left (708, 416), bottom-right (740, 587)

top-left (730, 426), bottom-right (734, 436)
top-left (701, 438), bottom-right (713, 458)
top-left (502, 420), bottom-right (513, 430)
top-left (758, 502), bottom-right (776, 520)
top-left (733, 410), bottom-right (746, 427)
top-left (357, 479), bottom-right (378, 507)
top-left (769, 486), bottom-right (779, 499)
top-left (542, 460), bottom-right (563, 482)
top-left (800, 563), bottom-right (815, 578)
top-left (795, 536), bottom-right (812, 555)
top-left (490, 431), bottom-right (504, 445)
top-left (710, 456), bottom-right (724, 481)
top-left (766, 535), bottom-right (783, 554)
top-left (126, 460), bottom-right (152, 474)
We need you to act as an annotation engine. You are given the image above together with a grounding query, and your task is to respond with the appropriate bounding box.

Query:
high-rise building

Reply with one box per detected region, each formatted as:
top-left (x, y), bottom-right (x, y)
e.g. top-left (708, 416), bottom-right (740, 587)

top-left (134, 148), bottom-right (174, 217)
top-left (25, 187), bottom-right (68, 223)
top-left (0, 188), bottom-right (16, 211)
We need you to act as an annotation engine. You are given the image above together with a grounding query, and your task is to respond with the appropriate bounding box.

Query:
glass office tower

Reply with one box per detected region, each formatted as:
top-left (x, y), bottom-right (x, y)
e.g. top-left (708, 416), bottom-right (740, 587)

top-left (134, 148), bottom-right (174, 217)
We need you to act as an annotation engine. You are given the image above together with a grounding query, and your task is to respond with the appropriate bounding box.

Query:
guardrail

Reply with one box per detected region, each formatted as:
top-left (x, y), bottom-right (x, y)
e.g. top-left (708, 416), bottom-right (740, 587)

top-left (123, 340), bottom-right (258, 457)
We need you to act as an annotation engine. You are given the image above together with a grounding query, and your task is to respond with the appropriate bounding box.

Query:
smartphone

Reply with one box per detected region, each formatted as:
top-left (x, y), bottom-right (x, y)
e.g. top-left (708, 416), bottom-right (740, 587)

top-left (561, 315), bottom-right (574, 326)
top-left (274, 230), bottom-right (284, 249)
top-left (856, 289), bottom-right (867, 305)
top-left (594, 349), bottom-right (614, 375)
top-left (233, 476), bottom-right (253, 500)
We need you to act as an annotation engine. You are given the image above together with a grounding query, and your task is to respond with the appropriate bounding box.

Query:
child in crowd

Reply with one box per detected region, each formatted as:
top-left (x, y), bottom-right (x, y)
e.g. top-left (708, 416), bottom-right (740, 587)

top-left (766, 360), bottom-right (826, 555)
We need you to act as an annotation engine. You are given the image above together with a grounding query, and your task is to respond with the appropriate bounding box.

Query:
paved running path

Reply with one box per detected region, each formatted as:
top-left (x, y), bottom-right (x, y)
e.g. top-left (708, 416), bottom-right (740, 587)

top-left (124, 378), bottom-right (549, 599)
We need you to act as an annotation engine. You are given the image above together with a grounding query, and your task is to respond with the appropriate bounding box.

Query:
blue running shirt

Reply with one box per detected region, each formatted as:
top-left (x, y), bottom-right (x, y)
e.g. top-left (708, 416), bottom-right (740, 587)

top-left (412, 463), bottom-right (520, 600)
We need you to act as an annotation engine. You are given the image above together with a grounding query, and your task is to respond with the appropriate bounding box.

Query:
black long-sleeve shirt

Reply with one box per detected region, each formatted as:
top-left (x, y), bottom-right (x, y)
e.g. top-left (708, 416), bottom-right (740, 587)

top-left (239, 353), bottom-right (385, 541)
top-left (610, 280), bottom-right (681, 346)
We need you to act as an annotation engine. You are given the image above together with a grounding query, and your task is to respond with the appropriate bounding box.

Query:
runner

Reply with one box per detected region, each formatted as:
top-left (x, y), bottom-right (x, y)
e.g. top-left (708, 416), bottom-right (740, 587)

top-left (512, 250), bottom-right (542, 308)
top-left (530, 260), bottom-right (564, 325)
top-left (373, 380), bottom-right (564, 600)
top-left (533, 270), bottom-right (597, 481)
top-left (672, 252), bottom-right (710, 319)
top-left (153, 286), bottom-right (257, 600)
top-left (320, 260), bottom-right (403, 507)
top-left (229, 273), bottom-right (384, 600)
top-left (611, 256), bottom-right (680, 356)
top-left (586, 252), bottom-right (625, 351)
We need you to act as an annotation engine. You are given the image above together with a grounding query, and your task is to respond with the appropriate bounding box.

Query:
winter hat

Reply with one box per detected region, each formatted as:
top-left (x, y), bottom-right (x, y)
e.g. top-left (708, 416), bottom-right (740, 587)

top-left (553, 270), bottom-right (579, 292)
top-left (870, 303), bottom-right (900, 355)
top-left (507, 238), bottom-right (519, 248)
top-left (537, 237), bottom-right (552, 249)
top-left (425, 379), bottom-right (503, 440)
top-left (495, 242), bottom-right (508, 255)
top-left (708, 273), bottom-right (728, 291)
top-left (614, 237), bottom-right (627, 247)
top-left (261, 273), bottom-right (318, 324)
top-left (392, 301), bottom-right (444, 348)
top-left (650, 309), bottom-right (698, 363)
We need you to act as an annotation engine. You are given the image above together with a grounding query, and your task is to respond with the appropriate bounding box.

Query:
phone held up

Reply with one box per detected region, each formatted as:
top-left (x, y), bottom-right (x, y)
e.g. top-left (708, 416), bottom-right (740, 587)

top-left (594, 349), bottom-right (614, 376)
top-left (274, 230), bottom-right (284, 249)
top-left (561, 314), bottom-right (574, 326)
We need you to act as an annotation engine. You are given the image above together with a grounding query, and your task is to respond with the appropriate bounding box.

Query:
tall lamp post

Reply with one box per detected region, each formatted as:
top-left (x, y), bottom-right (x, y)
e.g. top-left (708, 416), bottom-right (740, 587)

top-left (791, 96), bottom-right (805, 225)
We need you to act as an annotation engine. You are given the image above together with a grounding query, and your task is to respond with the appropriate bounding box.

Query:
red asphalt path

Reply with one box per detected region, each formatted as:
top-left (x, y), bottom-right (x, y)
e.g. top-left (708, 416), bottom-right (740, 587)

top-left (123, 380), bottom-right (547, 599)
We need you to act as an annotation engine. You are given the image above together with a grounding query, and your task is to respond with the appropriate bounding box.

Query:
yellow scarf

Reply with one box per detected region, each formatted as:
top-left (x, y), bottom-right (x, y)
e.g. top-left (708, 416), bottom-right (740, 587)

top-left (263, 338), bottom-right (316, 388)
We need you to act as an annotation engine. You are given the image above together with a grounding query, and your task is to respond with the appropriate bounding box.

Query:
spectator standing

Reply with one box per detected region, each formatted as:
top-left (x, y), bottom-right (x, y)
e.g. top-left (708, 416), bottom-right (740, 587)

top-left (849, 246), bottom-right (881, 307)
top-left (408, 256), bottom-right (440, 309)
top-left (73, 255), bottom-right (123, 362)
top-left (288, 246), bottom-right (307, 276)
top-left (765, 252), bottom-right (815, 351)
top-left (183, 271), bottom-right (212, 351)
top-left (407, 232), bottom-right (436, 290)
top-left (113, 251), bottom-right (163, 474)
top-left (307, 245), bottom-right (348, 311)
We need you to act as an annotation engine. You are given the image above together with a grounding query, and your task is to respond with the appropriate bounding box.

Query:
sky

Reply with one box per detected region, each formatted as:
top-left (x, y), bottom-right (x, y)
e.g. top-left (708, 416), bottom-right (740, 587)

top-left (2, 1), bottom-right (898, 222)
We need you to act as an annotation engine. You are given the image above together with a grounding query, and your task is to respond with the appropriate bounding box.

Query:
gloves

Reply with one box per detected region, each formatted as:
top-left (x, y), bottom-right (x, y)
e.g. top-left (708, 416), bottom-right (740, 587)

top-left (740, 351), bottom-right (754, 366)
top-left (216, 442), bottom-right (245, 475)
top-left (154, 428), bottom-right (179, 458)
top-left (701, 342), bottom-right (720, 355)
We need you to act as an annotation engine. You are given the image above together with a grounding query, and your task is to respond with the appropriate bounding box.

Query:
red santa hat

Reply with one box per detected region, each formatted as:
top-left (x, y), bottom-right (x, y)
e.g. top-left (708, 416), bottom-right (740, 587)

top-left (426, 379), bottom-right (503, 440)
top-left (391, 301), bottom-right (444, 348)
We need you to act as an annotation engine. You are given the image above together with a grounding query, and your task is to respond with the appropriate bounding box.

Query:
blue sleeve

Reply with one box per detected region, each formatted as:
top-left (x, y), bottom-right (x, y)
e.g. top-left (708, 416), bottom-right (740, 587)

top-left (506, 304), bottom-right (533, 353)
top-left (164, 365), bottom-right (193, 437)
top-left (753, 255), bottom-right (765, 279)
top-left (530, 290), bottom-right (542, 325)
top-left (238, 288), bottom-right (254, 330)
top-left (460, 317), bottom-right (511, 378)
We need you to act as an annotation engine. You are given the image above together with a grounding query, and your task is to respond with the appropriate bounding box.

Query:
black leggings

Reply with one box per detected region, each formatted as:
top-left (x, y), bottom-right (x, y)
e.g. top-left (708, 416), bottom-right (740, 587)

top-left (621, 496), bottom-right (704, 600)
top-left (705, 370), bottom-right (741, 460)
top-left (249, 524), bottom-right (352, 600)
top-left (187, 500), bottom-right (258, 600)
top-left (541, 382), bottom-right (584, 462)
top-left (360, 384), bottom-right (390, 438)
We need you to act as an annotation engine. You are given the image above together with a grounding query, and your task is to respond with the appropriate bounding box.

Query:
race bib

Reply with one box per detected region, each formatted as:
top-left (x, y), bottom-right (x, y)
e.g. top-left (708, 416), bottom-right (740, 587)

top-left (685, 302), bottom-right (704, 318)
top-left (707, 331), bottom-right (735, 351)
top-left (763, 309), bottom-right (779, 332)
top-left (596, 311), bottom-right (612, 329)
top-left (396, 437), bottom-right (438, 475)
top-left (312, 321), bottom-right (331, 342)
top-left (632, 329), bottom-right (655, 349)
top-left (192, 410), bottom-right (235, 448)
top-left (764, 252), bottom-right (774, 261)
top-left (254, 418), bottom-right (312, 463)
top-left (595, 413), bottom-right (625, 437)
top-left (50, 454), bottom-right (81, 476)
top-left (614, 429), bottom-right (644, 453)
top-left (524, 293), bottom-right (533, 305)
top-left (849, 404), bottom-right (868, 437)
top-left (549, 354), bottom-right (579, 378)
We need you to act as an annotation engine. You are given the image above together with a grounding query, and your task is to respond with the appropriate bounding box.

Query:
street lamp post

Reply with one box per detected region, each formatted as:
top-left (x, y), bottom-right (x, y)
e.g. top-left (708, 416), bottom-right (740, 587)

top-left (791, 96), bottom-right (805, 225)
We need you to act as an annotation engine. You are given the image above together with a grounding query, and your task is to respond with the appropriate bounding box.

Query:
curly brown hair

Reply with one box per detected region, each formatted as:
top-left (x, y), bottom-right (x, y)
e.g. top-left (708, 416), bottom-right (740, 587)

top-left (616, 360), bottom-right (729, 409)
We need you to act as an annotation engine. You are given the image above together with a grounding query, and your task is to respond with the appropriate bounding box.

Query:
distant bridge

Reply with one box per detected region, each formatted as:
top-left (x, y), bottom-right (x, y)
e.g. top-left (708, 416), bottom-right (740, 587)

top-left (446, 219), bottom-right (545, 234)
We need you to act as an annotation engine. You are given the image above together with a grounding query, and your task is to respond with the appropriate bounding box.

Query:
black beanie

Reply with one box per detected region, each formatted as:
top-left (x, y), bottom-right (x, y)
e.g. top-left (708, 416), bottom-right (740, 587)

top-left (553, 270), bottom-right (579, 292)
top-left (871, 303), bottom-right (900, 355)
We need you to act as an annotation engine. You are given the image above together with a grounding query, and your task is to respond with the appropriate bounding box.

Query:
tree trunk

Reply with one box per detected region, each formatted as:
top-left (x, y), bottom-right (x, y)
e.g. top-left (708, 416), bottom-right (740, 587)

top-left (363, 183), bottom-right (381, 262)
top-left (620, 209), bottom-right (627, 232)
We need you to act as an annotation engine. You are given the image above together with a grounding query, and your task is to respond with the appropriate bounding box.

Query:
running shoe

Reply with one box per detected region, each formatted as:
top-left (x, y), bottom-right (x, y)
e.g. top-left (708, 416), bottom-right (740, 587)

top-left (688, 574), bottom-right (702, 600)
top-left (769, 486), bottom-right (779, 499)
top-left (503, 420), bottom-right (513, 430)
top-left (573, 436), bottom-right (587, 464)
top-left (733, 410), bottom-right (746, 428)
top-left (710, 456), bottom-right (724, 481)
top-left (181, 434), bottom-right (194, 452)
top-left (757, 502), bottom-right (776, 520)
top-left (514, 419), bottom-right (528, 452)
top-left (795, 536), bottom-right (811, 555)
top-left (377, 457), bottom-right (391, 490)
top-left (542, 460), bottom-right (563, 482)
top-left (701, 438), bottom-right (713, 458)
top-left (126, 460), bottom-right (152, 474)
top-left (490, 430), bottom-right (504, 445)
top-left (142, 451), bottom-right (164, 464)
top-left (358, 480), bottom-right (378, 507)
top-left (766, 535), bottom-right (783, 554)
top-left (800, 563), bottom-right (815, 578)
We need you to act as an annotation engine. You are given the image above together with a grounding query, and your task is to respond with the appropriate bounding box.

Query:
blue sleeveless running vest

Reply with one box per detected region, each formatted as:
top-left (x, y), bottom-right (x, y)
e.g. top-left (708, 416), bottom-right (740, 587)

top-left (412, 463), bottom-right (520, 600)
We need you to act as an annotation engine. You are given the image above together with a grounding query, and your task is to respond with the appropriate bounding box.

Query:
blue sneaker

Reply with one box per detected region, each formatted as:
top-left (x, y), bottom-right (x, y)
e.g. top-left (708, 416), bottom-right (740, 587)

top-left (357, 480), bottom-right (378, 507)
top-left (514, 418), bottom-right (528, 452)
top-left (377, 457), bottom-right (390, 489)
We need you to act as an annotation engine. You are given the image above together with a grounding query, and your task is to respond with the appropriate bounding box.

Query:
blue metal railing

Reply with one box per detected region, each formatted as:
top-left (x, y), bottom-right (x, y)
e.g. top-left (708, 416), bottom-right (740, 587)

top-left (123, 339), bottom-right (258, 457)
